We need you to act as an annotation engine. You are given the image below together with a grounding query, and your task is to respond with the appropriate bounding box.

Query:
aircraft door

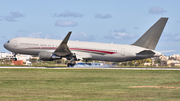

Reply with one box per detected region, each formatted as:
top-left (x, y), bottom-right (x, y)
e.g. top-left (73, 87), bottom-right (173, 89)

top-left (13, 40), bottom-right (17, 47)
top-left (121, 48), bottom-right (125, 56)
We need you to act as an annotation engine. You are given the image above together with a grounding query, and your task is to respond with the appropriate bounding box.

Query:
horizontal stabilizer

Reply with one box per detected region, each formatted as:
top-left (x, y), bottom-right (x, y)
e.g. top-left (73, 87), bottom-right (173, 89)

top-left (136, 50), bottom-right (155, 56)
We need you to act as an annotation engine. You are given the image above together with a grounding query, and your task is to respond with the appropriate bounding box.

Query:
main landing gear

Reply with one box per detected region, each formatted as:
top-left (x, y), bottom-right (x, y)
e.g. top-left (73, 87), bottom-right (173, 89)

top-left (67, 57), bottom-right (75, 67)
top-left (67, 63), bottom-right (75, 67)
top-left (67, 57), bottom-right (76, 67)
top-left (67, 59), bottom-right (89, 67)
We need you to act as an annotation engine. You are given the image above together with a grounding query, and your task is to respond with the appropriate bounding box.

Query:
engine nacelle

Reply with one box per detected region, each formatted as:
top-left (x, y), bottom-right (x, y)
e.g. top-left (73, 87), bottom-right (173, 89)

top-left (38, 51), bottom-right (62, 61)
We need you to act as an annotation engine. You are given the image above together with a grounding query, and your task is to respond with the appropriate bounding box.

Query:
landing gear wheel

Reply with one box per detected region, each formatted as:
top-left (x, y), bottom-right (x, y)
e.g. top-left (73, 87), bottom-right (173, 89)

top-left (67, 63), bottom-right (70, 67)
top-left (67, 63), bottom-right (75, 67)
top-left (13, 58), bottom-right (17, 61)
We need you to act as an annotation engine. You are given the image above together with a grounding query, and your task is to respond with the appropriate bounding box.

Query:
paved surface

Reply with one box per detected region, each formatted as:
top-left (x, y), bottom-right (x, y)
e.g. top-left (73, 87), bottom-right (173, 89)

top-left (1, 66), bottom-right (180, 70)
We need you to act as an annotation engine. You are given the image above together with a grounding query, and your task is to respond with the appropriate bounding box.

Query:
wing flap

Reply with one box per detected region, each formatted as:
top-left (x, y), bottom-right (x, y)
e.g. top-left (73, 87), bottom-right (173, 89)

top-left (73, 51), bottom-right (92, 60)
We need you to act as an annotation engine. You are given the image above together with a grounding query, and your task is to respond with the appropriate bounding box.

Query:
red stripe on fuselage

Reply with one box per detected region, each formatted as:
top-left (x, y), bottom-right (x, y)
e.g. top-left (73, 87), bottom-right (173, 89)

top-left (70, 48), bottom-right (116, 54)
top-left (24, 47), bottom-right (116, 54)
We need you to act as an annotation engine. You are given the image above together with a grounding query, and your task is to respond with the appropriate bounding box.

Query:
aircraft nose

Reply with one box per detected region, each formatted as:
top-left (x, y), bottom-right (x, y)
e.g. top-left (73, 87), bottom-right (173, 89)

top-left (4, 43), bottom-right (8, 49)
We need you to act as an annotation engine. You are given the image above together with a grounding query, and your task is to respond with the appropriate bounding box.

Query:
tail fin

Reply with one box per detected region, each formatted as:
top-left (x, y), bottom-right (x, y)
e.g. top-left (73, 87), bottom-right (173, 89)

top-left (132, 17), bottom-right (168, 50)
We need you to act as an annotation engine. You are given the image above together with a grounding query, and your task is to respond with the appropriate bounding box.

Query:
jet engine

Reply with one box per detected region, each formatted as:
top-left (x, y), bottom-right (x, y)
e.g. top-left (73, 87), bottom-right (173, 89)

top-left (38, 51), bottom-right (62, 61)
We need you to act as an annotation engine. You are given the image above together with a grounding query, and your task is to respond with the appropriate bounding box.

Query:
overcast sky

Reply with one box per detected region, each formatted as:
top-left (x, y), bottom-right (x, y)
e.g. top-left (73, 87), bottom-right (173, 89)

top-left (0, 0), bottom-right (180, 56)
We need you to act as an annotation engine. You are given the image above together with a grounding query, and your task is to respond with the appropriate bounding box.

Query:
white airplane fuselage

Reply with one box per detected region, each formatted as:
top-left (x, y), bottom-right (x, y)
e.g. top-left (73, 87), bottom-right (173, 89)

top-left (4, 37), bottom-right (161, 62)
top-left (4, 17), bottom-right (168, 63)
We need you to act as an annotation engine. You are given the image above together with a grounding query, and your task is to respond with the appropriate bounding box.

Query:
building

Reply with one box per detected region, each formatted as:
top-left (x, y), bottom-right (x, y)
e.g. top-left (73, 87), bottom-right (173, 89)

top-left (159, 55), bottom-right (169, 61)
top-left (0, 52), bottom-right (14, 59)
top-left (0, 53), bottom-right (32, 65)
top-left (167, 60), bottom-right (180, 67)
top-left (16, 54), bottom-right (32, 63)
top-left (169, 54), bottom-right (180, 60)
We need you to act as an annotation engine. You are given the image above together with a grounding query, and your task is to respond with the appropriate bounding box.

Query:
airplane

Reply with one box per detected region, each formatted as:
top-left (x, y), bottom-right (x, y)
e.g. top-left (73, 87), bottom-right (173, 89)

top-left (4, 17), bottom-right (168, 67)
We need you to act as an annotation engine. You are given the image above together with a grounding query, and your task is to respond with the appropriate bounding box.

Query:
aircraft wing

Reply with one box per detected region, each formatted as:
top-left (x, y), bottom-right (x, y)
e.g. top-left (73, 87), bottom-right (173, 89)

top-left (53, 31), bottom-right (72, 56)
top-left (53, 31), bottom-right (92, 61)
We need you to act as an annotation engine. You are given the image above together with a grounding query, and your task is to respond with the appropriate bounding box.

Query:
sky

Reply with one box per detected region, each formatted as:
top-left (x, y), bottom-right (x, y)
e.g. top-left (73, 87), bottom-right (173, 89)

top-left (0, 0), bottom-right (180, 56)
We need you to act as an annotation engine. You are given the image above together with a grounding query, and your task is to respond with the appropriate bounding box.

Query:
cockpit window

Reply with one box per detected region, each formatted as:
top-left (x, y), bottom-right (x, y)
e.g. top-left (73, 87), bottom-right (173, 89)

top-left (7, 40), bottom-right (10, 43)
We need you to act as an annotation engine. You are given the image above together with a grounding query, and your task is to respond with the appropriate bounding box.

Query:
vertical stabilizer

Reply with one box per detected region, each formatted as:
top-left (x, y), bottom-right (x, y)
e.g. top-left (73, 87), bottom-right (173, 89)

top-left (132, 17), bottom-right (168, 50)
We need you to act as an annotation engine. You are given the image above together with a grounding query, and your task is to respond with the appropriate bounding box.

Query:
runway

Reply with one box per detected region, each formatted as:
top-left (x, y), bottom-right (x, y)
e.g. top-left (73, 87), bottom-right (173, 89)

top-left (1, 66), bottom-right (180, 70)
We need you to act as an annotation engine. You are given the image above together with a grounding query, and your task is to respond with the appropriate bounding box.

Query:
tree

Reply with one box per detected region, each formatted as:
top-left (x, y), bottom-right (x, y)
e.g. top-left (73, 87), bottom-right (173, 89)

top-left (29, 58), bottom-right (37, 63)
top-left (128, 61), bottom-right (134, 66)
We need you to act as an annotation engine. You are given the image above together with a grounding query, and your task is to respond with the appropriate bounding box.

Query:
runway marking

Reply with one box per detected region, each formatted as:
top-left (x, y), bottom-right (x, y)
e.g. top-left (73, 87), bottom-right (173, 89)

top-left (1, 66), bottom-right (180, 70)
top-left (129, 86), bottom-right (180, 89)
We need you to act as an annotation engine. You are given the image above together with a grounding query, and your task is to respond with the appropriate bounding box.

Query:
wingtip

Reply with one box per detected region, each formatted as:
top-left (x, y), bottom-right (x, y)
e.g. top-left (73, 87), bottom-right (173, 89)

top-left (160, 17), bottom-right (169, 19)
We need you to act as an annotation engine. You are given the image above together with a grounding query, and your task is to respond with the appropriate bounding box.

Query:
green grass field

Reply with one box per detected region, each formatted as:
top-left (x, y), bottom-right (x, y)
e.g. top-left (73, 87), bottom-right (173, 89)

top-left (0, 68), bottom-right (180, 101)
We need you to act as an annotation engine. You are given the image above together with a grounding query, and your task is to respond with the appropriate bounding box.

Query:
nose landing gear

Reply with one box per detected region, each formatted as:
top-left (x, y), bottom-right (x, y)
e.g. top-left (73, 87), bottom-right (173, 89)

top-left (13, 53), bottom-right (17, 61)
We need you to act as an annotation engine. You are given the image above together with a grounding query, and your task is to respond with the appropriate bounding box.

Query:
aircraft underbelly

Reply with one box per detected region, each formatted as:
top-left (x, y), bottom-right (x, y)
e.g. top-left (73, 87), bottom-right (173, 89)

top-left (90, 54), bottom-right (151, 62)
top-left (18, 48), bottom-right (53, 55)
top-left (90, 54), bottom-right (127, 62)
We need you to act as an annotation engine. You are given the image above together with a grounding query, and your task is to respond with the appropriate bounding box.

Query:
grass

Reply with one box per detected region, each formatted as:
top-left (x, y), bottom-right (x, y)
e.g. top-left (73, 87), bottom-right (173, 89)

top-left (0, 69), bottom-right (180, 101)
